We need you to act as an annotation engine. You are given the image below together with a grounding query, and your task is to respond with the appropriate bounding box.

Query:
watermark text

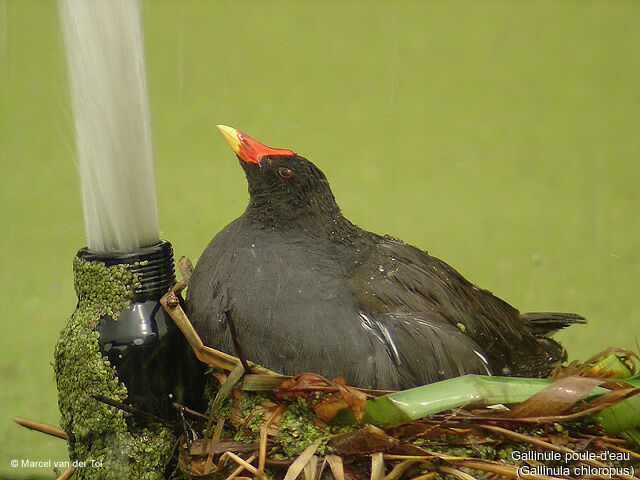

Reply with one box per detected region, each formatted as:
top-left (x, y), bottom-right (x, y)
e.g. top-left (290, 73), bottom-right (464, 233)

top-left (10, 458), bottom-right (103, 469)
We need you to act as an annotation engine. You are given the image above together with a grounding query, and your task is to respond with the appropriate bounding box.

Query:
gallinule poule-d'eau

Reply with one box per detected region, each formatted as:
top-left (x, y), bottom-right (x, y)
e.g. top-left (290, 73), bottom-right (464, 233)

top-left (186, 126), bottom-right (585, 390)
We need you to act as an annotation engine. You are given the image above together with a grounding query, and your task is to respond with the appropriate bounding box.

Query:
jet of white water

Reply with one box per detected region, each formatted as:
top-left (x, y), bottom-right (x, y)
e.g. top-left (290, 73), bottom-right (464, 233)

top-left (59, 0), bottom-right (159, 252)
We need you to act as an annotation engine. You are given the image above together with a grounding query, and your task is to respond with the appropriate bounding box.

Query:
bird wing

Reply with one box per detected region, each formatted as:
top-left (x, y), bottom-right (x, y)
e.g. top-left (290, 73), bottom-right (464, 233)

top-left (186, 222), bottom-right (415, 389)
top-left (349, 235), bottom-right (549, 375)
top-left (357, 310), bottom-right (491, 388)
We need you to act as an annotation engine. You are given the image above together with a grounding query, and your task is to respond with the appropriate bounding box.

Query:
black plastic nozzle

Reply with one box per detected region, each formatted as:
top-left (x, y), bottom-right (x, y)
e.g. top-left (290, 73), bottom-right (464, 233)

top-left (76, 240), bottom-right (205, 421)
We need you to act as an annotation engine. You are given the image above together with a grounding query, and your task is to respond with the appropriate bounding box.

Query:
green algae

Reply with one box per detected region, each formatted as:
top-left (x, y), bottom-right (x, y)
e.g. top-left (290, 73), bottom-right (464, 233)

top-left (70, 257), bottom-right (141, 320)
top-left (233, 393), bottom-right (269, 442)
top-left (204, 386), bottom-right (334, 460)
top-left (54, 257), bottom-right (175, 480)
top-left (274, 397), bottom-right (327, 458)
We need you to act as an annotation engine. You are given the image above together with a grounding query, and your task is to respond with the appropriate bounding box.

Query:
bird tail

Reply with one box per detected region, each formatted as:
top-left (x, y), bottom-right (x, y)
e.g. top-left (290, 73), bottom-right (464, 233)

top-left (521, 312), bottom-right (586, 337)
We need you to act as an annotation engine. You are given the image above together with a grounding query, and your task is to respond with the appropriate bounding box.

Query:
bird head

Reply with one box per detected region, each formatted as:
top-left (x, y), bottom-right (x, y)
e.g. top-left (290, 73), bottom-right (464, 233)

top-left (217, 125), bottom-right (341, 227)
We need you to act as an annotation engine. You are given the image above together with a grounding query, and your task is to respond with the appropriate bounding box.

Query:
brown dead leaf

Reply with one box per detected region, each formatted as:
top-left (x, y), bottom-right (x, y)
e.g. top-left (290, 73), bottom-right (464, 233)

top-left (507, 376), bottom-right (604, 418)
top-left (385, 423), bottom-right (464, 441)
top-left (179, 444), bottom-right (218, 477)
top-left (213, 371), bottom-right (229, 387)
top-left (335, 377), bottom-right (368, 423)
top-left (276, 373), bottom-right (338, 396)
top-left (275, 373), bottom-right (368, 422)
top-left (313, 394), bottom-right (349, 422)
top-left (580, 384), bottom-right (640, 412)
top-left (329, 425), bottom-right (400, 455)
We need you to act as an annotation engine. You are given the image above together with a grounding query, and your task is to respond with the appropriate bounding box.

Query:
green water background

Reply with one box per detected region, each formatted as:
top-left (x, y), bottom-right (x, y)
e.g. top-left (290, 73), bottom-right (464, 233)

top-left (1, 0), bottom-right (639, 477)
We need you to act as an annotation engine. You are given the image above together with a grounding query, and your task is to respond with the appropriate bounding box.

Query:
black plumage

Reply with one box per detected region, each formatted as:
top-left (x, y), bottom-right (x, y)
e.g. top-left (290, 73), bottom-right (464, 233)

top-left (186, 126), bottom-right (584, 390)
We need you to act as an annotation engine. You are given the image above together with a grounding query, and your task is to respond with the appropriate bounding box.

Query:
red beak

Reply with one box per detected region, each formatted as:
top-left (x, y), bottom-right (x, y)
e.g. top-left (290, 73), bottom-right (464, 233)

top-left (217, 125), bottom-right (294, 163)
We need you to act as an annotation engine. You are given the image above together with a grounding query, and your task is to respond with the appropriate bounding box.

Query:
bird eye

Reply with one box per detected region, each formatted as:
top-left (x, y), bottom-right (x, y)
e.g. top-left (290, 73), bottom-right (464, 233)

top-left (278, 167), bottom-right (293, 179)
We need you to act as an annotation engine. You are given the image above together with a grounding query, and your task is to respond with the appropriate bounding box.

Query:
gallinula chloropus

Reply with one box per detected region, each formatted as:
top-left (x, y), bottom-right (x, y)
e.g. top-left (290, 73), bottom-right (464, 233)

top-left (186, 126), bottom-right (585, 390)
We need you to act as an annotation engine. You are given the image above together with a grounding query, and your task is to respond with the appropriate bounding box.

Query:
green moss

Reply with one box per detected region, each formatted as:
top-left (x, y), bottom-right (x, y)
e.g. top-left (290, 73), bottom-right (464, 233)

top-left (274, 398), bottom-right (326, 458)
top-left (54, 257), bottom-right (175, 480)
top-left (215, 391), bottom-right (365, 460)
top-left (232, 393), bottom-right (270, 442)
top-left (70, 257), bottom-right (141, 320)
top-left (203, 377), bottom-right (235, 438)
top-left (238, 392), bottom-right (270, 416)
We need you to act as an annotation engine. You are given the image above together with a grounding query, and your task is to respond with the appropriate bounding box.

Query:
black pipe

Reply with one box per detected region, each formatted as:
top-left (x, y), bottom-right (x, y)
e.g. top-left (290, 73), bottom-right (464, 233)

top-left (76, 240), bottom-right (205, 421)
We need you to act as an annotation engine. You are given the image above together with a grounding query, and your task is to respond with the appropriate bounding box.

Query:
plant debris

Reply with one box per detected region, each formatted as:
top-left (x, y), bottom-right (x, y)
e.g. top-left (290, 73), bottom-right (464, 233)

top-left (161, 276), bottom-right (640, 480)
top-left (20, 260), bottom-right (639, 480)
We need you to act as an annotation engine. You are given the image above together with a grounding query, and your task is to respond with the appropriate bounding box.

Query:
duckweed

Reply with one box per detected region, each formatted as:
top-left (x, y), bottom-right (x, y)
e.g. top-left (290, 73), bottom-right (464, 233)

top-left (274, 397), bottom-right (326, 458)
top-left (54, 257), bottom-right (175, 480)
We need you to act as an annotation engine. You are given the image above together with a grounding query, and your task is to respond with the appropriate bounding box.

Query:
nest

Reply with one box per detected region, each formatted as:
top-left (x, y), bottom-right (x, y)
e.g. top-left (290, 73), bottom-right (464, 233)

top-left (163, 259), bottom-right (640, 480)
top-left (15, 258), bottom-right (640, 480)
top-left (170, 363), bottom-right (640, 480)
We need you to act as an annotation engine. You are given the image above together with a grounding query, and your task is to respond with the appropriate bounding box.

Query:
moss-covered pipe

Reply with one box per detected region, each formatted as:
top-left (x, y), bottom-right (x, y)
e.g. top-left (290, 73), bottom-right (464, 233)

top-left (78, 240), bottom-right (205, 419)
top-left (54, 241), bottom-right (204, 479)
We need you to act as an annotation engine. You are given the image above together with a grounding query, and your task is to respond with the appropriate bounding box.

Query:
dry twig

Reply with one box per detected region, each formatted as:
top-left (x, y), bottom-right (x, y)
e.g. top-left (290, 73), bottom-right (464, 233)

top-left (56, 467), bottom-right (74, 480)
top-left (14, 417), bottom-right (67, 440)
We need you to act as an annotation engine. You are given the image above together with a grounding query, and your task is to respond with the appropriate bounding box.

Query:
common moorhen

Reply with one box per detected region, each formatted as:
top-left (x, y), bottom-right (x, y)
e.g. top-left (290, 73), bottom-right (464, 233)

top-left (186, 126), bottom-right (585, 390)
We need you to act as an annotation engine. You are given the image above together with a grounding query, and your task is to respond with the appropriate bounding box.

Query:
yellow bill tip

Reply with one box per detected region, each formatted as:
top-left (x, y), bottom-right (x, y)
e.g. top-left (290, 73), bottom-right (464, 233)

top-left (217, 125), bottom-right (241, 155)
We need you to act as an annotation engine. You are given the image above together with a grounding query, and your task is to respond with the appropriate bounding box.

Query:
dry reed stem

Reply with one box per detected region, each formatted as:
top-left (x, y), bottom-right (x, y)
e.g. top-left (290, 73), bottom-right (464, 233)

top-left (160, 283), bottom-right (279, 375)
top-left (384, 459), bottom-right (429, 480)
top-left (173, 401), bottom-right (209, 419)
top-left (14, 417), bottom-right (67, 440)
top-left (371, 452), bottom-right (385, 480)
top-left (447, 459), bottom-right (562, 480)
top-left (607, 443), bottom-right (640, 460)
top-left (203, 417), bottom-right (226, 473)
top-left (259, 404), bottom-right (286, 474)
top-left (177, 256), bottom-right (194, 285)
top-left (438, 466), bottom-right (478, 480)
top-left (408, 473), bottom-right (438, 480)
top-left (580, 433), bottom-right (627, 444)
top-left (452, 401), bottom-right (628, 424)
top-left (56, 467), bottom-right (74, 480)
top-left (325, 454), bottom-right (345, 480)
top-left (283, 440), bottom-right (322, 480)
top-left (224, 454), bottom-right (257, 480)
top-left (225, 455), bottom-right (256, 480)
top-left (160, 282), bottom-right (238, 371)
top-left (218, 452), bottom-right (265, 480)
top-left (303, 454), bottom-right (319, 480)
